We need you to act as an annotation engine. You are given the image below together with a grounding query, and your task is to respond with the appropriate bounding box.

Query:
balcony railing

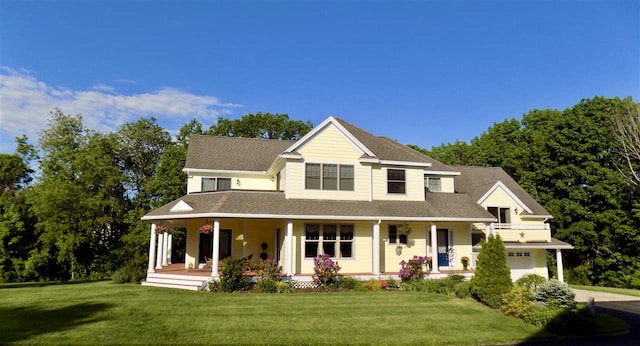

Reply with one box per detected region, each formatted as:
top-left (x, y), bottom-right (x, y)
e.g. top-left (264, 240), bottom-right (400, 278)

top-left (491, 223), bottom-right (550, 230)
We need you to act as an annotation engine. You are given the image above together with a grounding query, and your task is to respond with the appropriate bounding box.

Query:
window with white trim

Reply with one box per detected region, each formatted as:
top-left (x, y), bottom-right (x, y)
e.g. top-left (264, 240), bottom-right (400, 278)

top-left (488, 207), bottom-right (510, 223)
top-left (388, 225), bottom-right (408, 245)
top-left (387, 169), bottom-right (406, 194)
top-left (201, 177), bottom-right (232, 192)
top-left (425, 177), bottom-right (442, 192)
top-left (305, 163), bottom-right (354, 191)
top-left (305, 224), bottom-right (354, 258)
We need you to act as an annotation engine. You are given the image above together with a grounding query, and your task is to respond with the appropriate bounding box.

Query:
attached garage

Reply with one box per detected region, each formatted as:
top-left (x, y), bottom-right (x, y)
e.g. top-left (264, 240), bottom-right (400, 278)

top-left (507, 251), bottom-right (535, 281)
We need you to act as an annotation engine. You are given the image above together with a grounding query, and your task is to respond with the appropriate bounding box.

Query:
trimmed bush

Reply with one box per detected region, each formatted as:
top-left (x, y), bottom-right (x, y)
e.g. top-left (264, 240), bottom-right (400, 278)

top-left (256, 278), bottom-right (278, 293)
top-left (337, 276), bottom-right (362, 290)
top-left (400, 279), bottom-right (432, 292)
top-left (515, 274), bottom-right (546, 293)
top-left (363, 278), bottom-right (384, 291)
top-left (535, 279), bottom-right (576, 309)
top-left (454, 281), bottom-right (472, 299)
top-left (501, 286), bottom-right (535, 319)
top-left (219, 257), bottom-right (250, 292)
top-left (275, 281), bottom-right (293, 293)
top-left (524, 305), bottom-right (595, 335)
top-left (470, 234), bottom-right (513, 308)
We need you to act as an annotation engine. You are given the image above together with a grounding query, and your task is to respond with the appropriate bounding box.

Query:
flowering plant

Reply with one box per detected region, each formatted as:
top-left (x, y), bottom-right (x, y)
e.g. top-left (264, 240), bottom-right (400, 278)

top-left (312, 254), bottom-right (341, 288)
top-left (155, 225), bottom-right (168, 233)
top-left (199, 224), bottom-right (212, 234)
top-left (398, 223), bottom-right (412, 235)
top-left (399, 256), bottom-right (431, 282)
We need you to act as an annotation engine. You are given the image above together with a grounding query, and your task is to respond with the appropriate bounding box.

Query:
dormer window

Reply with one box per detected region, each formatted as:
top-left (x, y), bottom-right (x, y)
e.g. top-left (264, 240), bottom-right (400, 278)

top-left (305, 163), bottom-right (354, 191)
top-left (426, 177), bottom-right (442, 192)
top-left (202, 177), bottom-right (231, 192)
top-left (387, 169), bottom-right (406, 194)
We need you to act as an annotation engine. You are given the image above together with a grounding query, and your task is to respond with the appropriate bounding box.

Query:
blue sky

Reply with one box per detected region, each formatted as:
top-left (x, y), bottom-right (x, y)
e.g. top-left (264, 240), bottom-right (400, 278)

top-left (1, 1), bottom-right (638, 154)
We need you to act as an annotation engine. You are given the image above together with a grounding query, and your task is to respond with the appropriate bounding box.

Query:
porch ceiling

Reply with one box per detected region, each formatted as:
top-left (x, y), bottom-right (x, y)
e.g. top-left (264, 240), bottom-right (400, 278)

top-left (142, 190), bottom-right (495, 222)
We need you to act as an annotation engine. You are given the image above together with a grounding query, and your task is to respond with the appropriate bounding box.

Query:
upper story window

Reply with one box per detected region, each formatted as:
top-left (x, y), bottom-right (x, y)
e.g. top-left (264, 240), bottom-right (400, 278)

top-left (425, 177), bottom-right (442, 192)
top-left (488, 207), bottom-right (510, 223)
top-left (201, 177), bottom-right (232, 192)
top-left (388, 225), bottom-right (408, 245)
top-left (387, 169), bottom-right (406, 194)
top-left (305, 224), bottom-right (354, 258)
top-left (305, 163), bottom-right (354, 191)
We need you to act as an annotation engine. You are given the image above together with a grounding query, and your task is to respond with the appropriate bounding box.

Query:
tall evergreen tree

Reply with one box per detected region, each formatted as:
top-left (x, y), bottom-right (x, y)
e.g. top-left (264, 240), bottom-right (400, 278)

top-left (470, 234), bottom-right (513, 308)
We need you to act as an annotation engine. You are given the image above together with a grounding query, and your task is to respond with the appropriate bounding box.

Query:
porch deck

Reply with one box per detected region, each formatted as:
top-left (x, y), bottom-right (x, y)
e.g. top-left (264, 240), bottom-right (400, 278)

top-left (143, 263), bottom-right (475, 290)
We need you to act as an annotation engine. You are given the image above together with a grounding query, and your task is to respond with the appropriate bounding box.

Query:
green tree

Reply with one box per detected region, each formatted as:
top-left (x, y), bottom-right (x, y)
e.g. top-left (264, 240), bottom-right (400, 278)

top-left (28, 110), bottom-right (126, 280)
top-left (207, 112), bottom-right (312, 140)
top-left (470, 234), bottom-right (513, 308)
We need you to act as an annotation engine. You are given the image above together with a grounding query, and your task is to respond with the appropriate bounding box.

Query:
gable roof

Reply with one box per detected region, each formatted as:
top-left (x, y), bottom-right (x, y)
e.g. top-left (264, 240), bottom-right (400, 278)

top-left (452, 166), bottom-right (551, 217)
top-left (184, 135), bottom-right (295, 172)
top-left (142, 190), bottom-right (495, 222)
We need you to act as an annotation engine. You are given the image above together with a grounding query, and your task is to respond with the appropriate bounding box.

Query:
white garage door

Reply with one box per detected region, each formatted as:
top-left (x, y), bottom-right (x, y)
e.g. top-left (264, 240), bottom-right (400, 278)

top-left (507, 251), bottom-right (534, 281)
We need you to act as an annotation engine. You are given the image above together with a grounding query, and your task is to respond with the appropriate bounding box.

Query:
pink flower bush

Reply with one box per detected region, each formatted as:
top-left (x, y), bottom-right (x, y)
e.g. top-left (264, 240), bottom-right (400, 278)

top-left (199, 224), bottom-right (212, 234)
top-left (312, 254), bottom-right (341, 288)
top-left (399, 256), bottom-right (431, 282)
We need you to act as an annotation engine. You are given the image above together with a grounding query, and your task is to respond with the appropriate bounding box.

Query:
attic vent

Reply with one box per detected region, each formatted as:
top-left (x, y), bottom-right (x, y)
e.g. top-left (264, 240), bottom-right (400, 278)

top-left (170, 200), bottom-right (193, 212)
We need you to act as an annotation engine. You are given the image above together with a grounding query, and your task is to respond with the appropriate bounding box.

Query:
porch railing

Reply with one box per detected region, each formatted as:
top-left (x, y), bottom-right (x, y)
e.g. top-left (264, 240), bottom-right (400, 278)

top-left (491, 223), bottom-right (550, 230)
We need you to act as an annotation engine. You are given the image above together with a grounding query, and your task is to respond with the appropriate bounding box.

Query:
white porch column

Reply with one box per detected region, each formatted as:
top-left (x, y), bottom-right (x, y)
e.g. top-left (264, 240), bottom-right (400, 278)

top-left (155, 232), bottom-right (163, 269)
top-left (161, 231), bottom-right (168, 267)
top-left (167, 233), bottom-right (173, 264)
top-left (211, 219), bottom-right (221, 277)
top-left (430, 223), bottom-right (439, 273)
top-left (147, 224), bottom-right (157, 273)
top-left (285, 220), bottom-right (293, 276)
top-left (556, 249), bottom-right (565, 283)
top-left (372, 220), bottom-right (381, 275)
top-left (485, 224), bottom-right (492, 240)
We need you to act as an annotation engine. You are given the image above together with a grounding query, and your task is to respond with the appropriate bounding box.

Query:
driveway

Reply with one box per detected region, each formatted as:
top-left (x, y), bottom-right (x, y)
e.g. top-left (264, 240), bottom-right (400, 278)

top-left (517, 289), bottom-right (640, 345)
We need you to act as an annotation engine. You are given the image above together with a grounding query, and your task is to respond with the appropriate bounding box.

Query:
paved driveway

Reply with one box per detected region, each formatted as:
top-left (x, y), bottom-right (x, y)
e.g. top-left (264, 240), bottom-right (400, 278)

top-left (517, 289), bottom-right (640, 345)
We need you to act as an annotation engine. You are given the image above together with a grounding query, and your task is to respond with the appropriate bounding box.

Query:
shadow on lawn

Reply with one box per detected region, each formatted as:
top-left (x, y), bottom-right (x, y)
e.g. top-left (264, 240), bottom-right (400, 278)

top-left (0, 302), bottom-right (112, 344)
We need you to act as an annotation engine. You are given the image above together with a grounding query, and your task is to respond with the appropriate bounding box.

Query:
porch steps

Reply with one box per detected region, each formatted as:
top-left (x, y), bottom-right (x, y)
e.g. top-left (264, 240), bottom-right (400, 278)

top-left (142, 272), bottom-right (210, 291)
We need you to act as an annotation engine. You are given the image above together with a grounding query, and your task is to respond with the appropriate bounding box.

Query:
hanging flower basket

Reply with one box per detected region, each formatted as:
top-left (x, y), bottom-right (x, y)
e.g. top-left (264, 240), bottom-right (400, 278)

top-left (155, 225), bottom-right (168, 233)
top-left (199, 224), bottom-right (212, 234)
top-left (398, 223), bottom-right (412, 235)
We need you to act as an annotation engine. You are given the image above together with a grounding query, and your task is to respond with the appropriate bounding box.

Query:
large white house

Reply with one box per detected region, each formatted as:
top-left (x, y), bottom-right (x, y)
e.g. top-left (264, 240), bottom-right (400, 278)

top-left (142, 116), bottom-right (572, 290)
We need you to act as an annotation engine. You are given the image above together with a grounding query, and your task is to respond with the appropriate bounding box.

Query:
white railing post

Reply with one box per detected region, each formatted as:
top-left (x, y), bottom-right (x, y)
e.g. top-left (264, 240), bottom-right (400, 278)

top-left (372, 220), bottom-right (380, 275)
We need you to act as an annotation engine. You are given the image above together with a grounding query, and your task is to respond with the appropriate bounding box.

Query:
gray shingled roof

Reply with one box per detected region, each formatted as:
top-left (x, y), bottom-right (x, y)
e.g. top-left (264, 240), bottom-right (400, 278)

top-left (143, 190), bottom-right (495, 221)
top-left (334, 118), bottom-right (458, 172)
top-left (184, 135), bottom-right (295, 171)
top-left (452, 166), bottom-right (551, 216)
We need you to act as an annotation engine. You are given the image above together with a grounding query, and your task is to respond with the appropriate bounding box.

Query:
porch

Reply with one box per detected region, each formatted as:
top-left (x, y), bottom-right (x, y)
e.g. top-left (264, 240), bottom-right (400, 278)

top-left (141, 263), bottom-right (476, 290)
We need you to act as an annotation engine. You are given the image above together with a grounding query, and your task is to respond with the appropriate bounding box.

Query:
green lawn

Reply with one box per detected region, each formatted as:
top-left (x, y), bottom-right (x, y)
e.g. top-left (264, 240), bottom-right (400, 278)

top-left (0, 281), bottom-right (551, 345)
top-left (571, 285), bottom-right (640, 297)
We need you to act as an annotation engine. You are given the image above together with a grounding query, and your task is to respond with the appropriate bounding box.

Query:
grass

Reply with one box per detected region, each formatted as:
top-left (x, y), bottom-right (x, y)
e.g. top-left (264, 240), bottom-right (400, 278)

top-left (0, 281), bottom-right (549, 345)
top-left (595, 314), bottom-right (629, 334)
top-left (571, 285), bottom-right (640, 297)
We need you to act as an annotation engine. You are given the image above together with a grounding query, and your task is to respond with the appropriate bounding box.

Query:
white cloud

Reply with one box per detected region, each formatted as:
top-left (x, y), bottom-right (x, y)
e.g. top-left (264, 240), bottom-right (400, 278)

top-left (0, 67), bottom-right (242, 153)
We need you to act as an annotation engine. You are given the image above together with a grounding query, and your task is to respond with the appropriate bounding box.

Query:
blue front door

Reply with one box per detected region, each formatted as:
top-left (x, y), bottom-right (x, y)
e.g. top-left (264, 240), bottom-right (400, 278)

top-left (437, 229), bottom-right (449, 266)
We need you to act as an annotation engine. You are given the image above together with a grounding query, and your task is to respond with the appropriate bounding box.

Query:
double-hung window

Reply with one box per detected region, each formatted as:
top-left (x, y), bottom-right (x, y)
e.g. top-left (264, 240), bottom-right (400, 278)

top-left (388, 225), bottom-right (408, 245)
top-left (305, 224), bottom-right (354, 258)
top-left (201, 177), bottom-right (232, 192)
top-left (387, 169), bottom-right (406, 194)
top-left (305, 163), bottom-right (354, 191)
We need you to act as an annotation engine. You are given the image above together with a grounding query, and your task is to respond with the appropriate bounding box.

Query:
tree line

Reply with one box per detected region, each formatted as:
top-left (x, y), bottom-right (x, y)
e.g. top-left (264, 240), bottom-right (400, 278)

top-left (0, 111), bottom-right (312, 282)
top-left (1, 97), bottom-right (638, 288)
top-left (411, 96), bottom-right (640, 288)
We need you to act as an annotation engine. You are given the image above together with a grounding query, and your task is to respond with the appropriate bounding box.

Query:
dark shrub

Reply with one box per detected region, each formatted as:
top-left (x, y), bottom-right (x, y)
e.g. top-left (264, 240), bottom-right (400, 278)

top-left (111, 269), bottom-right (126, 284)
top-left (470, 234), bottom-right (513, 308)
top-left (524, 305), bottom-right (595, 335)
top-left (219, 257), bottom-right (250, 292)
top-left (400, 279), bottom-right (432, 292)
top-left (112, 257), bottom-right (146, 284)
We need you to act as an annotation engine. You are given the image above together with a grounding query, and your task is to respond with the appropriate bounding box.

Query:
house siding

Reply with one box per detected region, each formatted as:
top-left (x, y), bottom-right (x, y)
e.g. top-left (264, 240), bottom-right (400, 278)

top-left (372, 166), bottom-right (425, 201)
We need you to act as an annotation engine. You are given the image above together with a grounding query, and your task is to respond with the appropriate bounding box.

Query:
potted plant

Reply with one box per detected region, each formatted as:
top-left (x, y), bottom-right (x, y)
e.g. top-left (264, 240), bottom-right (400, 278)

top-left (461, 256), bottom-right (470, 270)
top-left (398, 223), bottom-right (412, 235)
top-left (155, 225), bottom-right (167, 233)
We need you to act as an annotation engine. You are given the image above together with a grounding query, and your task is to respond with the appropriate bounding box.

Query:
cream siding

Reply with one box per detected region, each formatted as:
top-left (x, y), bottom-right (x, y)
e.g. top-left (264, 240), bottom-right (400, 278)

top-left (372, 166), bottom-right (425, 201)
top-left (299, 221), bottom-right (372, 274)
top-left (187, 173), bottom-right (275, 193)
